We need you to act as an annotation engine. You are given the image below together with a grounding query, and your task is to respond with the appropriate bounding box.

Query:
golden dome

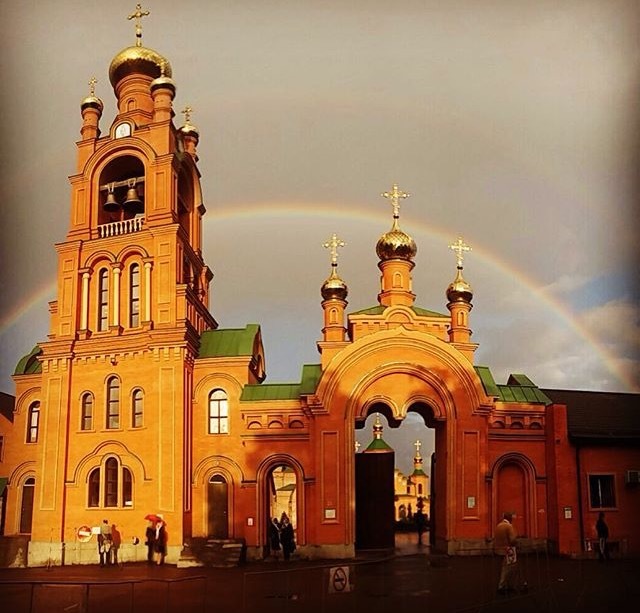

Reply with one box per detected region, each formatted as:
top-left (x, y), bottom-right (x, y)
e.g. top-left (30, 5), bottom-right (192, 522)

top-left (150, 75), bottom-right (176, 95)
top-left (109, 45), bottom-right (172, 88)
top-left (376, 220), bottom-right (417, 261)
top-left (446, 267), bottom-right (473, 303)
top-left (80, 95), bottom-right (104, 113)
top-left (321, 269), bottom-right (348, 301)
top-left (179, 122), bottom-right (200, 139)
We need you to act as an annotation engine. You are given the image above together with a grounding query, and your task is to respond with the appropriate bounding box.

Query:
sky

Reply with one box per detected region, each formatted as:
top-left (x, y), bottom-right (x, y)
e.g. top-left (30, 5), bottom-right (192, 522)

top-left (0, 1), bottom-right (639, 475)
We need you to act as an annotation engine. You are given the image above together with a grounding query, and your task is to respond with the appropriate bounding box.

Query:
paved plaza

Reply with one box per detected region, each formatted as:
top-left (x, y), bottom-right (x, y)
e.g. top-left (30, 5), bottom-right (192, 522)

top-left (1, 537), bottom-right (638, 613)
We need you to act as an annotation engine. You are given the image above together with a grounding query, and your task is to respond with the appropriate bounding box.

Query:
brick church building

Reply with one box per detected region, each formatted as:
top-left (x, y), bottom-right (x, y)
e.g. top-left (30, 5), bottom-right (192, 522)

top-left (0, 12), bottom-right (638, 567)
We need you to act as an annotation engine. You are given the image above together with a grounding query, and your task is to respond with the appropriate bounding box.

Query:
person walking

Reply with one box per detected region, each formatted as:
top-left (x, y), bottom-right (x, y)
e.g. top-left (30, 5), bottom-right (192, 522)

top-left (268, 517), bottom-right (281, 559)
top-left (280, 512), bottom-right (296, 561)
top-left (596, 512), bottom-right (610, 562)
top-left (153, 518), bottom-right (167, 565)
top-left (494, 512), bottom-right (518, 594)
top-left (145, 521), bottom-right (156, 564)
top-left (98, 519), bottom-right (113, 566)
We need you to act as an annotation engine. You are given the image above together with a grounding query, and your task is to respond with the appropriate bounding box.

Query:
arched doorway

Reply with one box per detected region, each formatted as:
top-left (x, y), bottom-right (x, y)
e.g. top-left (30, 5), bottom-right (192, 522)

top-left (207, 474), bottom-right (228, 538)
top-left (495, 461), bottom-right (529, 537)
top-left (262, 462), bottom-right (299, 557)
top-left (20, 477), bottom-right (35, 534)
top-left (354, 402), bottom-right (438, 551)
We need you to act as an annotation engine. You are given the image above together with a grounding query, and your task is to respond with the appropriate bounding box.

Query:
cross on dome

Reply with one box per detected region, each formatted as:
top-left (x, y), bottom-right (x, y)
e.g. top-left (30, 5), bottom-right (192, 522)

top-left (414, 439), bottom-right (422, 456)
top-left (88, 76), bottom-right (98, 97)
top-left (449, 236), bottom-right (472, 268)
top-left (323, 233), bottom-right (346, 266)
top-left (181, 105), bottom-right (194, 125)
top-left (381, 183), bottom-right (410, 219)
top-left (128, 3), bottom-right (150, 47)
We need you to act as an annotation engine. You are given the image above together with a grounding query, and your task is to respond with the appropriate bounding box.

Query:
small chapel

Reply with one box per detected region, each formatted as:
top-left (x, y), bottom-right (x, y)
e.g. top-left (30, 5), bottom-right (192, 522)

top-left (0, 8), bottom-right (639, 567)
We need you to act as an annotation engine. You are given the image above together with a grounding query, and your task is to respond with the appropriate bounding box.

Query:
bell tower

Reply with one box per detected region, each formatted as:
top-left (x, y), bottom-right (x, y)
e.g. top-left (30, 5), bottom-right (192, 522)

top-left (27, 5), bottom-right (216, 564)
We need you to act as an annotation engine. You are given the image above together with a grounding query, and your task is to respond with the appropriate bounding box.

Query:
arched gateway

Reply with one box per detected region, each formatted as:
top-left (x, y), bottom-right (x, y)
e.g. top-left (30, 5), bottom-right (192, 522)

top-left (4, 10), bottom-right (590, 569)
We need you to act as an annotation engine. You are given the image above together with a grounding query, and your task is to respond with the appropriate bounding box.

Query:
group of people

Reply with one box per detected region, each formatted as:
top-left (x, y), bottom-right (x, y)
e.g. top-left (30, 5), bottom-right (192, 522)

top-left (97, 519), bottom-right (121, 567)
top-left (268, 512), bottom-right (296, 560)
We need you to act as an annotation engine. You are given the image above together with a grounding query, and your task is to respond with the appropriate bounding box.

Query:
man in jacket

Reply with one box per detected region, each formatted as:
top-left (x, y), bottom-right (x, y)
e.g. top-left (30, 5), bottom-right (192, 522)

top-left (494, 512), bottom-right (518, 594)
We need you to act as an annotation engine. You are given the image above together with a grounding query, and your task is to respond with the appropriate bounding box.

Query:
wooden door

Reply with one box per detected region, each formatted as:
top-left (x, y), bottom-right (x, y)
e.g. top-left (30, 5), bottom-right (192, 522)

top-left (207, 475), bottom-right (229, 538)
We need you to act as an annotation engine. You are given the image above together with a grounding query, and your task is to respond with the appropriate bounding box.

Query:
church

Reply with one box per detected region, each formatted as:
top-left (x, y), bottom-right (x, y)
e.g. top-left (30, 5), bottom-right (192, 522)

top-left (0, 9), bottom-right (639, 567)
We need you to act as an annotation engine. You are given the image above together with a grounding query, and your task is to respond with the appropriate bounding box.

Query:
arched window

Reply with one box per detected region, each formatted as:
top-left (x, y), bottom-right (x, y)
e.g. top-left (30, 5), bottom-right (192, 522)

top-left (87, 459), bottom-right (134, 508)
top-left (129, 264), bottom-right (140, 327)
top-left (88, 468), bottom-right (100, 507)
top-left (106, 377), bottom-right (120, 429)
top-left (105, 457), bottom-right (118, 507)
top-left (81, 393), bottom-right (94, 431)
top-left (208, 389), bottom-right (229, 434)
top-left (98, 268), bottom-right (109, 331)
top-left (26, 402), bottom-right (40, 443)
top-left (418, 484), bottom-right (423, 495)
top-left (20, 478), bottom-right (35, 534)
top-left (132, 389), bottom-right (143, 428)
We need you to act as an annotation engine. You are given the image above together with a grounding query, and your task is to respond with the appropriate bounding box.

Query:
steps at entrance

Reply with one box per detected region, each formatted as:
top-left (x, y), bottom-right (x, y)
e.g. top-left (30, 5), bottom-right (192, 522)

top-left (178, 538), bottom-right (245, 568)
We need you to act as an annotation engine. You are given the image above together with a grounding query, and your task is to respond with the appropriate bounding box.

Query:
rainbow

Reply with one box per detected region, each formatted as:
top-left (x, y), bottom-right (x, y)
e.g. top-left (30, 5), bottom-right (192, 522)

top-left (1, 201), bottom-right (636, 393)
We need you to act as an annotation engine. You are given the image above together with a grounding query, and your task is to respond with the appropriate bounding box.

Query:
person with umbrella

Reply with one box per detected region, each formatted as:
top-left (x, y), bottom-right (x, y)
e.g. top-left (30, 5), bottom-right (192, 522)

top-left (144, 514), bottom-right (158, 564)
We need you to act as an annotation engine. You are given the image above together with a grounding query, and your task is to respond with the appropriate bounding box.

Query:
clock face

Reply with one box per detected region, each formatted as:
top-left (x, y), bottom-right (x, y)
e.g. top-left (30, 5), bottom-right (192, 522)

top-left (115, 122), bottom-right (131, 138)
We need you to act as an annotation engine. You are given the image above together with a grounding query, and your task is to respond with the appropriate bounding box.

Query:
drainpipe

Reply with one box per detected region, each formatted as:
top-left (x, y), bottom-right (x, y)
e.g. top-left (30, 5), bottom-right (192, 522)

top-left (575, 442), bottom-right (585, 552)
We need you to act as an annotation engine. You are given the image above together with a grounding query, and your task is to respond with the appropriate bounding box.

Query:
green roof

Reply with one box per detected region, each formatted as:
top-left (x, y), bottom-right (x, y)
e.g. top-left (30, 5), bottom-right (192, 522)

top-left (241, 364), bottom-right (322, 401)
top-left (411, 468), bottom-right (427, 477)
top-left (199, 324), bottom-right (260, 358)
top-left (475, 366), bottom-right (551, 404)
top-left (14, 346), bottom-right (42, 376)
top-left (350, 305), bottom-right (448, 318)
top-left (364, 438), bottom-right (394, 452)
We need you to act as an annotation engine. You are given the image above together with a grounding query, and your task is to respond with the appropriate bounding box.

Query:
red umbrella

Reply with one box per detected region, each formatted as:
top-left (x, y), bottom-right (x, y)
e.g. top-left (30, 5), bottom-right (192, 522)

top-left (144, 513), bottom-right (163, 523)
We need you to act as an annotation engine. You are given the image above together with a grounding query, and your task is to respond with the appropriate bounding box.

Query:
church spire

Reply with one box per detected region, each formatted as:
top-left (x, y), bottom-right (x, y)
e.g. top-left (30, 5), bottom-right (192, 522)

top-left (446, 236), bottom-right (477, 360)
top-left (318, 233), bottom-right (349, 367)
top-left (376, 183), bottom-right (417, 307)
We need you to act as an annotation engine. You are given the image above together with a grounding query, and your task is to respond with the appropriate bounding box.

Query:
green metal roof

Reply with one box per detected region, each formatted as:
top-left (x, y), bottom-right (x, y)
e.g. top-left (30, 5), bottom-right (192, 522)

top-left (14, 346), bottom-right (42, 376)
top-left (475, 366), bottom-right (551, 404)
top-left (411, 468), bottom-right (427, 477)
top-left (241, 364), bottom-right (322, 401)
top-left (199, 324), bottom-right (260, 358)
top-left (350, 305), bottom-right (448, 318)
top-left (364, 438), bottom-right (394, 452)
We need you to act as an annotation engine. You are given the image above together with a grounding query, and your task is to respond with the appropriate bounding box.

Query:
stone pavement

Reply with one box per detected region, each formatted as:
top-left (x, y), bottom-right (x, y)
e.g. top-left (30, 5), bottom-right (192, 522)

top-left (1, 538), bottom-right (638, 613)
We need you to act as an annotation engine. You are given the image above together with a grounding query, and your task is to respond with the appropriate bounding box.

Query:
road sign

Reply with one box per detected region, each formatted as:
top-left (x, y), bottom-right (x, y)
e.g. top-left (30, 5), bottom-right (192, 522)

top-left (77, 525), bottom-right (93, 542)
top-left (328, 565), bottom-right (352, 593)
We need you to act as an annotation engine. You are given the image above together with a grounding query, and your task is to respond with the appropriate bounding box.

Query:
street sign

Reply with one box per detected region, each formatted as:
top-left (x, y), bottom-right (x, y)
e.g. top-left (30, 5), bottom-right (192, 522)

top-left (77, 525), bottom-right (92, 542)
top-left (328, 565), bottom-right (352, 593)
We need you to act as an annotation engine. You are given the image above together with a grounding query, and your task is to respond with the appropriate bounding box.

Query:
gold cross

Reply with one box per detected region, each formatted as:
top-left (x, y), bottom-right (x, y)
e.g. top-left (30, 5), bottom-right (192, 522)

top-left (181, 106), bottom-right (194, 125)
top-left (448, 236), bottom-right (472, 267)
top-left (88, 76), bottom-right (97, 97)
top-left (355, 441), bottom-right (361, 453)
top-left (128, 3), bottom-right (150, 47)
top-left (322, 233), bottom-right (346, 266)
top-left (381, 183), bottom-right (410, 218)
top-left (414, 439), bottom-right (422, 455)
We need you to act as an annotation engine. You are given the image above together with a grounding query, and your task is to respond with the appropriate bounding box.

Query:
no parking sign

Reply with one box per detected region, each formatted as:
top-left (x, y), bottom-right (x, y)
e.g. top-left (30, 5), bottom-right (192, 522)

top-left (328, 565), bottom-right (352, 593)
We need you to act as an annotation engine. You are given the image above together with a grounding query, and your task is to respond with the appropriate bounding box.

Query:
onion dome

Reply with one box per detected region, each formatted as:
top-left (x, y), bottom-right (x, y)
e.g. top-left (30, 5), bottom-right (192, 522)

top-left (321, 268), bottom-right (348, 301)
top-left (376, 219), bottom-right (417, 261)
top-left (364, 414), bottom-right (393, 453)
top-left (321, 232), bottom-right (348, 300)
top-left (109, 45), bottom-right (172, 88)
top-left (178, 105), bottom-right (199, 138)
top-left (446, 267), bottom-right (473, 303)
top-left (81, 76), bottom-right (103, 112)
top-left (376, 183), bottom-right (417, 261)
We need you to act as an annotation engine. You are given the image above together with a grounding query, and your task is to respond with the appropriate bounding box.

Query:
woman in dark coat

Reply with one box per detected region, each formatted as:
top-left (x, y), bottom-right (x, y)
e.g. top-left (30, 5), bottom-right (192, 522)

top-left (269, 517), bottom-right (281, 558)
top-left (279, 513), bottom-right (296, 561)
top-left (145, 521), bottom-right (156, 564)
top-left (153, 520), bottom-right (167, 565)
